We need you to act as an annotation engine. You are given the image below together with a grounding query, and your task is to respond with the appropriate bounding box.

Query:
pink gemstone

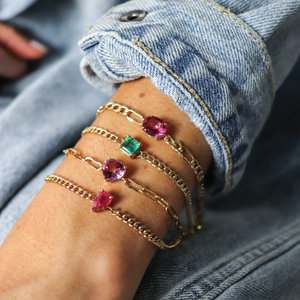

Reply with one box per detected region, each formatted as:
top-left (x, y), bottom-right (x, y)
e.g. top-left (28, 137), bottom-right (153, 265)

top-left (102, 158), bottom-right (126, 181)
top-left (92, 190), bottom-right (112, 211)
top-left (142, 116), bottom-right (167, 138)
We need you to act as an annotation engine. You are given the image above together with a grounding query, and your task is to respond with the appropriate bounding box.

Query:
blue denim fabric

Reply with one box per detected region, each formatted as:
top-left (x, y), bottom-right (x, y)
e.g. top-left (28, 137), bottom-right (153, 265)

top-left (0, 0), bottom-right (37, 20)
top-left (79, 0), bottom-right (300, 196)
top-left (1, 0), bottom-right (300, 299)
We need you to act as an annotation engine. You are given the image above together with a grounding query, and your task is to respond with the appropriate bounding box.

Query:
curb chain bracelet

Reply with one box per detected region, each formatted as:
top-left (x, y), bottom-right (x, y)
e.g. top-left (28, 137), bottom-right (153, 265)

top-left (45, 174), bottom-right (182, 249)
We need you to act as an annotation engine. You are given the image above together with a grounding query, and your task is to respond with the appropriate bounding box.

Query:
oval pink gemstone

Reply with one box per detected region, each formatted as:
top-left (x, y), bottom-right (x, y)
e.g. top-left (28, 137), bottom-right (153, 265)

top-left (142, 116), bottom-right (167, 138)
top-left (92, 190), bottom-right (112, 211)
top-left (102, 158), bottom-right (126, 181)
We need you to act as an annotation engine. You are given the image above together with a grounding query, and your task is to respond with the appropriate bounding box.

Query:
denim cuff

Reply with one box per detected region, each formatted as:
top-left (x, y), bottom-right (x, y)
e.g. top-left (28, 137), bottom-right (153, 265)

top-left (78, 0), bottom-right (274, 196)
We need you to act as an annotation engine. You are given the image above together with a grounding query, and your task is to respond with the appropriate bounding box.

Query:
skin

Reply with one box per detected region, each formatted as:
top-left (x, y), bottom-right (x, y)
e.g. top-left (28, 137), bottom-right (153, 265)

top-left (0, 26), bottom-right (213, 300)
top-left (0, 22), bottom-right (47, 79)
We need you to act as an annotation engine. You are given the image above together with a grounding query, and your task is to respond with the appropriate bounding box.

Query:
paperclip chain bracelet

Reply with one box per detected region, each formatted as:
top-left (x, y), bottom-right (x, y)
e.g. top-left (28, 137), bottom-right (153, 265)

top-left (82, 126), bottom-right (194, 232)
top-left (97, 102), bottom-right (205, 231)
top-left (45, 174), bottom-right (182, 249)
top-left (64, 148), bottom-right (184, 236)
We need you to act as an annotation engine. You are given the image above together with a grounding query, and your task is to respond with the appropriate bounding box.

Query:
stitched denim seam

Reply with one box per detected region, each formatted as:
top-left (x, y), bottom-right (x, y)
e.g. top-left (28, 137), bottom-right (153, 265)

top-left (197, 236), bottom-right (300, 300)
top-left (173, 241), bottom-right (288, 299)
top-left (172, 220), bottom-right (300, 299)
top-left (132, 39), bottom-right (233, 191)
top-left (198, 0), bottom-right (275, 98)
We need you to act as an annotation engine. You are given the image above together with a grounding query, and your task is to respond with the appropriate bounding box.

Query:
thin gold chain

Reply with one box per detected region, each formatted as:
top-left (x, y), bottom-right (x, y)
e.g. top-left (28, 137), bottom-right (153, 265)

top-left (63, 148), bottom-right (103, 171)
top-left (163, 135), bottom-right (205, 227)
top-left (107, 207), bottom-right (182, 249)
top-left (64, 148), bottom-right (184, 235)
top-left (45, 174), bottom-right (181, 249)
top-left (97, 102), bottom-right (205, 232)
top-left (82, 126), bottom-right (195, 232)
top-left (82, 126), bottom-right (123, 145)
top-left (97, 102), bottom-right (144, 125)
top-left (135, 150), bottom-right (194, 231)
top-left (122, 177), bottom-right (184, 235)
top-left (45, 174), bottom-right (94, 200)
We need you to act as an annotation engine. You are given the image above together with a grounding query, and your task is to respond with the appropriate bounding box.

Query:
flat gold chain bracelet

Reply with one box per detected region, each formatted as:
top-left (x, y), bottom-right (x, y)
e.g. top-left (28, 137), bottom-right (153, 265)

top-left (45, 174), bottom-right (182, 249)
top-left (64, 148), bottom-right (184, 235)
top-left (97, 102), bottom-right (205, 232)
top-left (82, 126), bottom-right (194, 233)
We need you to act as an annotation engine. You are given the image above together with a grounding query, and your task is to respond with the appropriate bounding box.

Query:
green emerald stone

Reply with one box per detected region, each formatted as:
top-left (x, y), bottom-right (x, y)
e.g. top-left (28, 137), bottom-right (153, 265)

top-left (121, 136), bottom-right (140, 157)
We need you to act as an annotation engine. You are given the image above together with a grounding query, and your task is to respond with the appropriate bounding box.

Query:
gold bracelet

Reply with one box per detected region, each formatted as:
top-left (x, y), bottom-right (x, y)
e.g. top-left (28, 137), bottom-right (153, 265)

top-left (45, 174), bottom-right (182, 249)
top-left (82, 126), bottom-right (195, 233)
top-left (64, 148), bottom-right (184, 235)
top-left (97, 102), bottom-right (205, 232)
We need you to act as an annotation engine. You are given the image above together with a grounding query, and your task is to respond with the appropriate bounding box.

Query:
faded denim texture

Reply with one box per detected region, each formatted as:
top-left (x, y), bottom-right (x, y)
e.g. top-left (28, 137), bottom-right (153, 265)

top-left (1, 0), bottom-right (300, 299)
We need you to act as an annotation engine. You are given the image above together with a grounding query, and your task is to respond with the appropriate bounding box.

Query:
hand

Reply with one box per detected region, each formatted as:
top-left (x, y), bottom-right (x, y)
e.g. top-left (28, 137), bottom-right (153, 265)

top-left (0, 22), bottom-right (47, 79)
top-left (0, 78), bottom-right (212, 299)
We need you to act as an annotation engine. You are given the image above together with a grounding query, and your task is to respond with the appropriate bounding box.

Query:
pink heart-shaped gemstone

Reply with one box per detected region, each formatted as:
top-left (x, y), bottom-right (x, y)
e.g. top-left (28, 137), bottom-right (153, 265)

top-left (102, 158), bottom-right (126, 181)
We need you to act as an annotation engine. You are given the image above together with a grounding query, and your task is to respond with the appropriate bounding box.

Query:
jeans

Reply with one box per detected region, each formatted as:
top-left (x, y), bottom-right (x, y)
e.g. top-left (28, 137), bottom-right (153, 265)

top-left (1, 0), bottom-right (300, 299)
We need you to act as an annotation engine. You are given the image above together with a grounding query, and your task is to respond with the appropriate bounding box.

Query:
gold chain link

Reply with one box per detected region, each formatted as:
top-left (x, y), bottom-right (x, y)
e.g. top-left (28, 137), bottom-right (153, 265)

top-left (82, 127), bottom-right (123, 145)
top-left (164, 135), bottom-right (205, 227)
top-left (45, 175), bottom-right (94, 201)
top-left (107, 207), bottom-right (182, 249)
top-left (123, 178), bottom-right (184, 235)
top-left (64, 148), bottom-right (102, 171)
top-left (97, 102), bottom-right (144, 125)
top-left (136, 150), bottom-right (194, 232)
top-left (45, 174), bottom-right (180, 249)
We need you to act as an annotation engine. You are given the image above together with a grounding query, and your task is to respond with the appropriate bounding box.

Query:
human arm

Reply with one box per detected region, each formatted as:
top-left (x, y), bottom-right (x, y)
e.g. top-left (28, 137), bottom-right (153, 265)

top-left (0, 0), bottom-right (300, 298)
top-left (0, 77), bottom-right (212, 299)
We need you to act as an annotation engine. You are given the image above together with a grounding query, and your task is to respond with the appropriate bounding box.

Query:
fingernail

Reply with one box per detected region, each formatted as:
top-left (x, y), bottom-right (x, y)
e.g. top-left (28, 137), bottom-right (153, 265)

top-left (29, 40), bottom-right (48, 52)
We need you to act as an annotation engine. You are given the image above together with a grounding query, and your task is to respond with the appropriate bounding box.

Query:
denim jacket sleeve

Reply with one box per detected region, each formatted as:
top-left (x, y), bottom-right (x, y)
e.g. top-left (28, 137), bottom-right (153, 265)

top-left (78, 0), bottom-right (300, 196)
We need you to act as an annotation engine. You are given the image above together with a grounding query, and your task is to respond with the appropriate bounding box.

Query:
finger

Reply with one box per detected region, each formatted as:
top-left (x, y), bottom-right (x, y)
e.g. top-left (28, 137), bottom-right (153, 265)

top-left (0, 23), bottom-right (47, 59)
top-left (0, 45), bottom-right (27, 79)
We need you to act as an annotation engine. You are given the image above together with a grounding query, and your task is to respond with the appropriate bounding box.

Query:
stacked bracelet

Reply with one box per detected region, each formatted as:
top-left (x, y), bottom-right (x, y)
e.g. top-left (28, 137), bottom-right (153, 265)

top-left (82, 126), bottom-right (194, 232)
top-left (97, 102), bottom-right (205, 232)
top-left (44, 100), bottom-right (205, 249)
top-left (45, 174), bottom-right (182, 249)
top-left (64, 148), bottom-right (184, 236)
